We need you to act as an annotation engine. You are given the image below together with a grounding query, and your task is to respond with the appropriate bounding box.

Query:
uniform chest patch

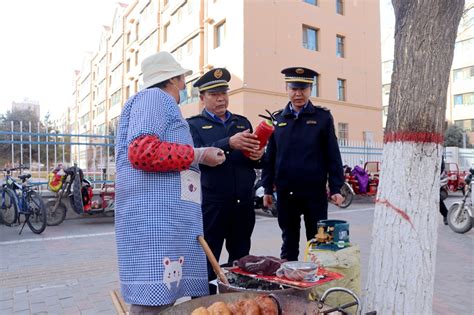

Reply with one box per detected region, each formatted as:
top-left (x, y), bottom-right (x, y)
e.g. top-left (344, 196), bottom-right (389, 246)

top-left (236, 125), bottom-right (246, 129)
top-left (306, 120), bottom-right (317, 125)
top-left (278, 122), bottom-right (287, 127)
top-left (202, 125), bottom-right (213, 129)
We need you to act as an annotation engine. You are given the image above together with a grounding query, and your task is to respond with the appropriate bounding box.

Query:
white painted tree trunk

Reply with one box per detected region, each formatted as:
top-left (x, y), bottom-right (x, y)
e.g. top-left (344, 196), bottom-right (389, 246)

top-left (364, 142), bottom-right (442, 314)
top-left (363, 0), bottom-right (464, 313)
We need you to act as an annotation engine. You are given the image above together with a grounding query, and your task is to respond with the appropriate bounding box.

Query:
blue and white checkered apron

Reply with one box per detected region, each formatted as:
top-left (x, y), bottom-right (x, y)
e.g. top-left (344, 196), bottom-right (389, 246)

top-left (115, 88), bottom-right (209, 306)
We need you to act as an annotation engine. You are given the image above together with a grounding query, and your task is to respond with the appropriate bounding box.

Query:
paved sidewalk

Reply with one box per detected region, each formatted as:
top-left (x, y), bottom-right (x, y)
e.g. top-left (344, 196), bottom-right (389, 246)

top-left (0, 197), bottom-right (472, 314)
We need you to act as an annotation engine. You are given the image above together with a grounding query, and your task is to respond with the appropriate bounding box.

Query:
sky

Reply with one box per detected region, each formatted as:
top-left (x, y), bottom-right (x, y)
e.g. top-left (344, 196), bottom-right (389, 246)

top-left (0, 0), bottom-right (121, 119)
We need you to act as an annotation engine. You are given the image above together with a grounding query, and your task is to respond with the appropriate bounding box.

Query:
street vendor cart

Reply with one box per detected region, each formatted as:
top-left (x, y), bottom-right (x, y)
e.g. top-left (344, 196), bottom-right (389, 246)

top-left (160, 226), bottom-right (370, 314)
top-left (112, 220), bottom-right (372, 314)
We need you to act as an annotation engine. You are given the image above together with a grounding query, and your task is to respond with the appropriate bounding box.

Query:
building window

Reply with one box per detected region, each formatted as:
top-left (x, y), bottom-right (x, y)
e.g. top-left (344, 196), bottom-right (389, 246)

top-left (336, 35), bottom-right (345, 57)
top-left (304, 0), bottom-right (317, 5)
top-left (336, 0), bottom-right (344, 15)
top-left (108, 117), bottom-right (120, 137)
top-left (453, 69), bottom-right (463, 81)
top-left (97, 102), bottom-right (105, 115)
top-left (454, 94), bottom-right (463, 106)
top-left (125, 85), bottom-right (130, 100)
top-left (337, 79), bottom-right (346, 101)
top-left (80, 113), bottom-right (89, 126)
top-left (215, 20), bottom-right (226, 48)
top-left (163, 22), bottom-right (170, 43)
top-left (453, 66), bottom-right (474, 81)
top-left (454, 92), bottom-right (474, 106)
top-left (466, 93), bottom-right (474, 105)
top-left (187, 39), bottom-right (193, 55)
top-left (338, 123), bottom-right (349, 144)
top-left (96, 123), bottom-right (106, 135)
top-left (126, 58), bottom-right (130, 72)
top-left (310, 75), bottom-right (319, 97)
top-left (454, 119), bottom-right (474, 132)
top-left (303, 25), bottom-right (318, 51)
top-left (110, 89), bottom-right (122, 108)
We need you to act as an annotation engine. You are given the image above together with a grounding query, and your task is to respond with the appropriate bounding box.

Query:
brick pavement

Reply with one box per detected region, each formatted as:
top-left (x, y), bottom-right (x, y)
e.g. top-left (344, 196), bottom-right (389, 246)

top-left (0, 218), bottom-right (118, 315)
top-left (0, 197), bottom-right (472, 314)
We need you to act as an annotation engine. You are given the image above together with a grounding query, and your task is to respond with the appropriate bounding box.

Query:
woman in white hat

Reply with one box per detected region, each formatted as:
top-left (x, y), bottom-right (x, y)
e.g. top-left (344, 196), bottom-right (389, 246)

top-left (114, 51), bottom-right (225, 313)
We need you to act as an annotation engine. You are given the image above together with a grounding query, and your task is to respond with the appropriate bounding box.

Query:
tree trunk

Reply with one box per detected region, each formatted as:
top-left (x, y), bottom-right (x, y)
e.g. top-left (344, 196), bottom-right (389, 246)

top-left (364, 1), bottom-right (464, 314)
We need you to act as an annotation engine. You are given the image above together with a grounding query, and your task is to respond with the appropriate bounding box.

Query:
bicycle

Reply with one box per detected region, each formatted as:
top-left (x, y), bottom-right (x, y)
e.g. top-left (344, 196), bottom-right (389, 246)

top-left (1, 166), bottom-right (28, 225)
top-left (46, 165), bottom-right (114, 226)
top-left (1, 166), bottom-right (47, 234)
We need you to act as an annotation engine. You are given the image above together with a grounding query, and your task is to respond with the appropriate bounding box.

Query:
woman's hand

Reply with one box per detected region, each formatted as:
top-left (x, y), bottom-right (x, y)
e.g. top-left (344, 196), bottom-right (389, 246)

top-left (194, 147), bottom-right (226, 167)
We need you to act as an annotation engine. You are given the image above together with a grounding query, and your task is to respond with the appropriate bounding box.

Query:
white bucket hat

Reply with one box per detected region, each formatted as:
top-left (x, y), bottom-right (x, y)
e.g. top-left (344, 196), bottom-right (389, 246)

top-left (141, 51), bottom-right (192, 90)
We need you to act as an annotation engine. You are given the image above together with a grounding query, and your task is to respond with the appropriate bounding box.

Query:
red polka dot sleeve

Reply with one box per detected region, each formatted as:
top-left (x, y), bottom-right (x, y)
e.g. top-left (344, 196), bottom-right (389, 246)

top-left (128, 135), bottom-right (195, 172)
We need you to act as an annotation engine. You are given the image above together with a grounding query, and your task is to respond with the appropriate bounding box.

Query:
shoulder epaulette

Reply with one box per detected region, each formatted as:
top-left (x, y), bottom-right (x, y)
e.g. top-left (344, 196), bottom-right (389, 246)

top-left (233, 113), bottom-right (249, 120)
top-left (186, 114), bottom-right (204, 120)
top-left (273, 109), bottom-right (283, 117)
top-left (314, 105), bottom-right (330, 112)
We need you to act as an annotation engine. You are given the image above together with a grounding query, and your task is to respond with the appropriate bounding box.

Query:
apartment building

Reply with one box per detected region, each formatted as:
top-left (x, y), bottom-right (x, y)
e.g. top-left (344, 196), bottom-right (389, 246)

top-left (381, 0), bottom-right (474, 143)
top-left (11, 98), bottom-right (41, 120)
top-left (448, 7), bottom-right (474, 142)
top-left (70, 0), bottom-right (383, 166)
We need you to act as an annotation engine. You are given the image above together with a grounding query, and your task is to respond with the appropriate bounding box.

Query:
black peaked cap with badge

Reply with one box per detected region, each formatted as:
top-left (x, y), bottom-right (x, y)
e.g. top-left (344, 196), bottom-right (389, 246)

top-left (193, 68), bottom-right (231, 93)
top-left (281, 67), bottom-right (318, 88)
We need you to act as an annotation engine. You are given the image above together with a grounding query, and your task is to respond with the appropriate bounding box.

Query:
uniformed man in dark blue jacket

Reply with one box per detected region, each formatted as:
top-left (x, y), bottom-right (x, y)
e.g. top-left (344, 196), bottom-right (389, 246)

top-left (262, 67), bottom-right (345, 261)
top-left (187, 68), bottom-right (264, 293)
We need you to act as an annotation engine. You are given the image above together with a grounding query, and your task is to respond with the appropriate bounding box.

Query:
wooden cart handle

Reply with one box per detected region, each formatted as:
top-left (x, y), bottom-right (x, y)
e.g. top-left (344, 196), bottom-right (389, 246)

top-left (197, 235), bottom-right (229, 285)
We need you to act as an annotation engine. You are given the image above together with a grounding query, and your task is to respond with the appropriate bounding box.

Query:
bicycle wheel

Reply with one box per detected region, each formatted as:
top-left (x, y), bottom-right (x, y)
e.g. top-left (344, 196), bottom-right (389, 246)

top-left (26, 191), bottom-right (47, 234)
top-left (45, 199), bottom-right (67, 226)
top-left (0, 187), bottom-right (18, 225)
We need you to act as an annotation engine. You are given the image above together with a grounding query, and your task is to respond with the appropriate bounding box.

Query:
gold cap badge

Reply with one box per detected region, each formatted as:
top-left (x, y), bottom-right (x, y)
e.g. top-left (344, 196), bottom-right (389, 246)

top-left (214, 69), bottom-right (223, 79)
top-left (295, 68), bottom-right (304, 74)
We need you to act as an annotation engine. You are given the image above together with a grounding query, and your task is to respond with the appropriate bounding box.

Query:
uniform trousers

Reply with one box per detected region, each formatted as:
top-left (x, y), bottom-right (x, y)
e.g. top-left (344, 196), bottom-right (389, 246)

top-left (276, 189), bottom-right (328, 261)
top-left (202, 198), bottom-right (256, 294)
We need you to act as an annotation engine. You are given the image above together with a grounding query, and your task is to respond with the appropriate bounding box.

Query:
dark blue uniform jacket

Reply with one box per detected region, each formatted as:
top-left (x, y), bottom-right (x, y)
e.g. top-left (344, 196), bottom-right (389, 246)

top-left (262, 101), bottom-right (344, 196)
top-left (187, 110), bottom-right (261, 202)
